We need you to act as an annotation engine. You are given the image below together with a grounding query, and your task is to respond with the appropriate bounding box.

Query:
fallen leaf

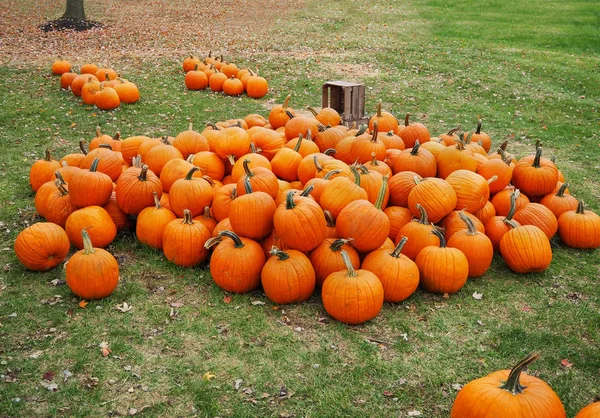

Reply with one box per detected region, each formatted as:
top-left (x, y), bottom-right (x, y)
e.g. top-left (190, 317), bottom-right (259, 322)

top-left (43, 371), bottom-right (55, 381)
top-left (451, 383), bottom-right (463, 391)
top-left (116, 302), bottom-right (132, 313)
top-left (29, 351), bottom-right (43, 359)
top-left (202, 372), bottom-right (216, 381)
top-left (521, 305), bottom-right (533, 312)
top-left (560, 359), bottom-right (573, 368)
top-left (48, 279), bottom-right (66, 286)
top-left (233, 379), bottom-right (243, 390)
top-left (79, 300), bottom-right (89, 309)
top-left (82, 375), bottom-right (99, 389)
top-left (407, 411), bottom-right (421, 416)
top-left (223, 295), bottom-right (232, 304)
top-left (40, 380), bottom-right (59, 391)
top-left (383, 390), bottom-right (393, 397)
top-left (170, 301), bottom-right (184, 308)
top-left (472, 292), bottom-right (483, 300)
top-left (251, 300), bottom-right (265, 306)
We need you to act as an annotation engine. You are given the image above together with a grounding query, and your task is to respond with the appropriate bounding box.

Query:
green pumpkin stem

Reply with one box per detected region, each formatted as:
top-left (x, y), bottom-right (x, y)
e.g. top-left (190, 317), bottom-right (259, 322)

top-left (243, 176), bottom-right (254, 194)
top-left (410, 140), bottom-right (421, 155)
top-left (90, 158), bottom-right (100, 172)
top-left (221, 230), bottom-right (244, 248)
top-left (350, 166), bottom-right (361, 186)
top-left (556, 183), bottom-right (569, 197)
top-left (506, 189), bottom-right (519, 221)
top-left (458, 211), bottom-right (478, 235)
top-left (499, 353), bottom-right (540, 395)
top-left (282, 94), bottom-right (291, 109)
top-left (269, 246), bottom-right (290, 260)
top-left (431, 227), bottom-right (446, 247)
top-left (415, 204), bottom-right (429, 225)
top-left (356, 124), bottom-right (368, 136)
top-left (447, 127), bottom-right (460, 136)
top-left (576, 200), bottom-right (585, 214)
top-left (293, 134), bottom-right (303, 152)
top-left (323, 169), bottom-right (341, 180)
top-left (374, 176), bottom-right (388, 211)
top-left (242, 158), bottom-right (254, 177)
top-left (391, 236), bottom-right (408, 258)
top-left (79, 140), bottom-right (88, 155)
top-left (152, 191), bottom-right (161, 209)
top-left (504, 219), bottom-right (520, 229)
top-left (370, 121), bottom-right (379, 142)
top-left (330, 238), bottom-right (352, 252)
top-left (487, 175), bottom-right (498, 185)
top-left (340, 250), bottom-right (357, 277)
top-left (532, 146), bottom-right (543, 168)
top-left (476, 119), bottom-right (482, 135)
top-left (184, 166), bottom-right (200, 180)
top-left (313, 156), bottom-right (323, 172)
top-left (81, 229), bottom-right (95, 255)
top-left (300, 185), bottom-right (314, 197)
top-left (285, 190), bottom-right (296, 209)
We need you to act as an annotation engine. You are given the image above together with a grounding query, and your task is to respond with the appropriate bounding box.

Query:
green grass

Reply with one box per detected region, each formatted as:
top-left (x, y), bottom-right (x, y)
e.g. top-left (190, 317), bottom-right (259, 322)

top-left (1, 0), bottom-right (599, 416)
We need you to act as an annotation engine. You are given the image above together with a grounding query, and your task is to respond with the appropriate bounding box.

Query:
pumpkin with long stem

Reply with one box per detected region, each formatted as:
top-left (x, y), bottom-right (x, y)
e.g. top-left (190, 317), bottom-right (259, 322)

top-left (229, 177), bottom-right (276, 240)
top-left (236, 158), bottom-right (279, 198)
top-left (66, 229), bottom-right (119, 300)
top-left (285, 131), bottom-right (320, 157)
top-left (230, 144), bottom-right (271, 182)
top-left (14, 223), bottom-right (70, 271)
top-left (351, 121), bottom-right (387, 164)
top-left (322, 250), bottom-right (384, 324)
top-left (416, 228), bottom-right (469, 294)
top-left (398, 113), bottom-right (430, 148)
top-left (162, 209), bottom-right (211, 267)
top-left (335, 125), bottom-right (368, 164)
top-left (30, 149), bottom-right (61, 192)
top-left (41, 177), bottom-right (76, 228)
top-left (261, 247), bottom-right (316, 305)
top-left (447, 211), bottom-right (493, 278)
top-left (159, 155), bottom-right (196, 193)
top-left (363, 152), bottom-right (392, 177)
top-left (194, 206), bottom-right (217, 234)
top-left (204, 230), bottom-right (265, 293)
top-left (307, 106), bottom-right (341, 127)
top-left (70, 158), bottom-right (114, 209)
top-left (557, 200), bottom-right (600, 249)
top-left (396, 204), bottom-right (440, 260)
top-left (274, 190), bottom-right (327, 252)
top-left (116, 161), bottom-right (163, 215)
top-left (354, 165), bottom-right (389, 206)
top-left (540, 183), bottom-right (578, 218)
top-left (512, 146), bottom-right (559, 197)
top-left (485, 189), bottom-right (522, 252)
top-left (491, 186), bottom-right (530, 217)
top-left (442, 210), bottom-right (485, 241)
top-left (500, 222), bottom-right (552, 273)
top-left (362, 236), bottom-right (419, 303)
top-left (467, 119), bottom-right (491, 152)
top-left (284, 110), bottom-right (319, 141)
top-left (309, 238), bottom-right (360, 287)
top-left (408, 176), bottom-right (457, 223)
top-left (451, 353), bottom-right (566, 418)
top-left (320, 167), bottom-right (368, 218)
top-left (368, 101), bottom-right (398, 133)
top-left (271, 136), bottom-right (304, 181)
top-left (438, 127), bottom-right (460, 146)
top-left (393, 140), bottom-right (437, 178)
top-left (136, 192), bottom-right (177, 250)
top-left (477, 152), bottom-right (513, 194)
top-left (268, 94), bottom-right (294, 129)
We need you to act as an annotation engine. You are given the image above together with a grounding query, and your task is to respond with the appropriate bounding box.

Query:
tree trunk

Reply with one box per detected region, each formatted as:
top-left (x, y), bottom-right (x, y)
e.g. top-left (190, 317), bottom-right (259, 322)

top-left (61, 0), bottom-right (86, 20)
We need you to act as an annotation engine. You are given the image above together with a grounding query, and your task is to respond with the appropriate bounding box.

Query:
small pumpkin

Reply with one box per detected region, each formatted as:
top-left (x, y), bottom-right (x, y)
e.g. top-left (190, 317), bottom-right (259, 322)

top-left (69, 158), bottom-right (113, 208)
top-left (512, 146), bottom-right (558, 197)
top-left (136, 192), bottom-right (177, 250)
top-left (557, 200), bottom-right (600, 249)
top-left (398, 113), bottom-right (430, 148)
top-left (393, 141), bottom-right (437, 178)
top-left (540, 183), bottom-right (578, 219)
top-left (51, 60), bottom-right (71, 75)
top-left (169, 167), bottom-right (215, 217)
top-left (30, 150), bottom-right (61, 192)
top-left (261, 247), bottom-right (316, 305)
top-left (162, 209), bottom-right (211, 267)
top-left (309, 239), bottom-right (360, 287)
top-left (185, 64), bottom-right (208, 90)
top-left (14, 223), bottom-right (70, 271)
top-left (368, 101), bottom-right (398, 133)
top-left (268, 94), bottom-right (294, 129)
top-left (408, 176), bottom-right (457, 223)
top-left (513, 203), bottom-right (558, 240)
top-left (447, 211), bottom-right (493, 278)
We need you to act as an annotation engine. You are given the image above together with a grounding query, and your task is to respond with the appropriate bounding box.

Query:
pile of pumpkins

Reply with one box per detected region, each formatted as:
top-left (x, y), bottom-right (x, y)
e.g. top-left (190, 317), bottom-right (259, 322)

top-left (182, 52), bottom-right (268, 98)
top-left (52, 60), bottom-right (140, 110)
top-left (16, 96), bottom-right (600, 326)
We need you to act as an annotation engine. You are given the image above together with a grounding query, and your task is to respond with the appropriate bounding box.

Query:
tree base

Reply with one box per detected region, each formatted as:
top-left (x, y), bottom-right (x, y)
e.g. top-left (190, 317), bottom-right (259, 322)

top-left (39, 18), bottom-right (103, 32)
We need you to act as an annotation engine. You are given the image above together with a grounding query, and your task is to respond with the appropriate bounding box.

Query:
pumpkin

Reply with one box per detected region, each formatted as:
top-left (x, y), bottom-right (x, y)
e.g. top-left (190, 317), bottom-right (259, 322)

top-left (271, 141), bottom-right (304, 182)
top-left (80, 63), bottom-right (98, 75)
top-left (208, 69), bottom-right (227, 92)
top-left (445, 170), bottom-right (491, 214)
top-left (320, 168), bottom-right (368, 218)
top-left (354, 166), bottom-right (389, 206)
top-left (336, 175), bottom-right (390, 253)
top-left (476, 155), bottom-right (513, 194)
top-left (212, 184), bottom-right (237, 222)
top-left (363, 152), bottom-right (392, 177)
top-left (398, 113), bottom-right (430, 148)
top-left (169, 167), bottom-right (215, 217)
top-left (65, 206), bottom-right (117, 249)
top-left (89, 127), bottom-right (119, 151)
top-left (95, 68), bottom-right (117, 81)
top-left (447, 211), bottom-right (493, 277)
top-left (268, 94), bottom-right (294, 129)
top-left (103, 191), bottom-right (129, 231)
top-left (51, 60), bottom-right (71, 75)
top-left (223, 75), bottom-right (244, 96)
top-left (350, 121), bottom-right (387, 164)
top-left (220, 62), bottom-right (239, 78)
top-left (159, 156), bottom-right (195, 193)
top-left (80, 146), bottom-right (123, 182)
top-left (116, 163), bottom-right (163, 215)
top-left (285, 132), bottom-right (320, 157)
top-left (246, 71), bottom-right (269, 99)
top-left (94, 85), bottom-right (120, 110)
top-left (172, 123), bottom-right (210, 159)
top-left (40, 178), bottom-right (76, 228)
top-left (307, 106), bottom-right (341, 127)
top-left (321, 250), bottom-right (384, 324)
top-left (443, 210), bottom-right (485, 241)
top-left (393, 141), bottom-right (437, 178)
top-left (185, 65), bottom-right (209, 90)
top-left (183, 54), bottom-right (201, 72)
top-left (297, 153), bottom-right (333, 185)
top-left (214, 126), bottom-right (251, 165)
top-left (34, 174), bottom-right (63, 217)
top-left (397, 204), bottom-right (440, 260)
top-left (438, 127), bottom-right (460, 146)
top-left (335, 125), bottom-right (368, 164)
top-left (486, 189), bottom-right (522, 252)
top-left (388, 171), bottom-right (422, 207)
top-left (162, 209), bottom-right (211, 267)
top-left (120, 135), bottom-right (151, 165)
top-left (557, 200), bottom-right (600, 249)
top-left (229, 177), bottom-right (276, 240)
top-left (194, 206), bottom-right (217, 233)
top-left (145, 138), bottom-right (183, 176)
top-left (500, 222), bottom-right (553, 273)
top-left (66, 229), bottom-right (119, 300)
top-left (540, 183), bottom-right (578, 218)
top-left (248, 127), bottom-right (286, 160)
top-left (69, 158), bottom-right (113, 208)
top-left (379, 130), bottom-right (405, 151)
top-left (309, 239), bottom-right (360, 287)
top-left (416, 228), bottom-right (469, 294)
top-left (112, 80), bottom-right (140, 104)
top-left (274, 191), bottom-right (328, 252)
top-left (14, 223), bottom-right (70, 271)
top-left (408, 177), bottom-right (457, 223)
top-left (71, 74), bottom-right (99, 96)
top-left (513, 203), bottom-right (558, 240)
top-left (192, 151), bottom-right (225, 181)
top-left (368, 101), bottom-right (399, 133)
top-left (81, 77), bottom-right (101, 105)
top-left (475, 200), bottom-right (496, 225)
top-left (245, 114), bottom-right (268, 128)
top-left (575, 403), bottom-right (600, 418)
top-left (204, 230), bottom-right (265, 293)
top-left (235, 158), bottom-right (279, 198)
top-left (30, 150), bottom-right (61, 192)
top-left (384, 206), bottom-right (413, 241)
top-left (451, 353), bottom-right (566, 418)
top-left (437, 139), bottom-right (477, 179)
top-left (512, 146), bottom-right (558, 197)
top-left (136, 192), bottom-right (177, 250)
top-left (492, 186), bottom-right (530, 217)
top-left (362, 236), bottom-right (420, 303)
top-left (60, 72), bottom-right (78, 89)
top-left (261, 247), bottom-right (316, 305)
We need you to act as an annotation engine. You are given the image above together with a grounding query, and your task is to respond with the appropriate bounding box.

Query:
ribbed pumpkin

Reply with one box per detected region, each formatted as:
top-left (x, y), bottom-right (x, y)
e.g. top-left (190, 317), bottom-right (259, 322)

top-left (145, 138), bottom-right (183, 176)
top-left (408, 177), bottom-right (457, 223)
top-left (14, 223), bottom-right (70, 271)
top-left (385, 206), bottom-right (413, 241)
top-left (363, 152), bottom-right (392, 177)
top-left (513, 203), bottom-right (558, 240)
top-left (116, 163), bottom-right (163, 215)
top-left (285, 133), bottom-right (320, 157)
top-left (398, 113), bottom-right (430, 148)
top-left (512, 146), bottom-right (558, 197)
top-left (320, 169), bottom-right (368, 219)
top-left (362, 236), bottom-right (419, 303)
top-left (192, 151), bottom-right (225, 181)
top-left (443, 210), bottom-right (485, 241)
top-left (500, 223), bottom-right (553, 273)
top-left (416, 228), bottom-right (469, 294)
top-left (447, 211), bottom-right (493, 278)
top-left (475, 200), bottom-right (497, 225)
top-left (467, 119), bottom-right (492, 152)
top-left (230, 145), bottom-right (272, 182)
top-left (173, 123), bottom-right (210, 159)
top-left (388, 171), bottom-right (422, 207)
top-left (120, 136), bottom-right (150, 165)
top-left (159, 156), bottom-right (196, 193)
top-left (309, 239), bottom-right (360, 287)
top-left (268, 94), bottom-right (294, 129)
top-left (540, 183), bottom-right (578, 218)
top-left (212, 184), bottom-right (237, 222)
top-left (236, 159), bottom-right (279, 198)
top-left (396, 204), bottom-right (440, 260)
top-left (437, 139), bottom-right (477, 179)
top-left (557, 201), bottom-right (600, 249)
top-left (229, 177), bottom-right (276, 240)
top-left (274, 191), bottom-right (327, 252)
top-left (485, 190), bottom-right (522, 252)
top-left (103, 191), bottom-right (129, 232)
top-left (575, 402), bottom-right (600, 418)
top-left (34, 174), bottom-right (64, 216)
top-left (438, 127), bottom-right (460, 146)
top-left (66, 229), bottom-right (119, 300)
top-left (169, 167), bottom-right (215, 217)
top-left (477, 156), bottom-right (513, 194)
top-left (80, 146), bottom-right (123, 182)
top-left (261, 247), bottom-right (316, 305)
top-left (354, 166), bottom-right (389, 207)
top-left (350, 121), bottom-right (387, 164)
top-left (40, 179), bottom-right (76, 228)
top-left (65, 206), bottom-right (117, 249)
top-left (248, 127), bottom-right (286, 160)
top-left (336, 176), bottom-right (390, 253)
top-left (314, 124), bottom-right (346, 151)
top-left (69, 158), bottom-right (113, 208)
top-left (368, 101), bottom-right (398, 133)
top-left (445, 170), bottom-right (492, 213)
top-left (136, 192), bottom-right (177, 250)
top-left (321, 250), bottom-right (384, 324)
top-left (162, 209), bottom-right (211, 267)
top-left (215, 126), bottom-right (251, 165)
top-left (205, 230), bottom-right (265, 293)
top-left (451, 353), bottom-right (566, 418)
top-left (492, 186), bottom-right (530, 217)
top-left (393, 141), bottom-right (437, 178)
top-left (284, 111), bottom-right (319, 141)
top-left (246, 72), bottom-right (269, 99)
top-left (30, 150), bottom-right (61, 192)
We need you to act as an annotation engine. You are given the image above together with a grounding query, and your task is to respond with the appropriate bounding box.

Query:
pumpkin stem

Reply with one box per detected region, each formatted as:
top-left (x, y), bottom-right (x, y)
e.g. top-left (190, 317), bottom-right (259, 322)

top-left (54, 171), bottom-right (66, 186)
top-left (113, 132), bottom-right (121, 141)
top-left (243, 176), bottom-right (254, 194)
top-left (242, 158), bottom-right (254, 177)
top-left (356, 124), bottom-right (368, 136)
top-left (221, 230), bottom-right (244, 248)
top-left (458, 211), bottom-right (478, 236)
top-left (504, 219), bottom-right (519, 229)
top-left (404, 113), bottom-right (410, 127)
top-left (43, 149), bottom-right (53, 162)
top-left (324, 210), bottom-right (335, 227)
top-left (282, 94), bottom-right (291, 109)
top-left (250, 143), bottom-right (257, 154)
top-left (349, 166), bottom-right (361, 186)
top-left (374, 175), bottom-right (388, 211)
top-left (151, 191), bottom-right (161, 209)
top-left (284, 109), bottom-right (294, 120)
top-left (532, 146), bottom-right (543, 168)
top-left (187, 122), bottom-right (194, 131)
top-left (138, 164), bottom-right (152, 181)
top-left (370, 152), bottom-right (379, 166)
top-left (535, 139), bottom-right (541, 150)
top-left (300, 185), bottom-right (314, 197)
top-left (230, 185), bottom-right (238, 200)
top-left (324, 148), bottom-right (337, 156)
top-left (329, 238), bottom-right (352, 252)
top-left (132, 155), bottom-right (142, 168)
top-left (98, 143), bottom-right (113, 150)
top-left (410, 140), bottom-right (421, 156)
top-left (90, 158), bottom-right (100, 172)
top-left (576, 200), bottom-right (585, 214)
top-left (204, 235), bottom-right (222, 249)
top-left (413, 176), bottom-right (422, 185)
top-left (285, 191), bottom-right (296, 209)
top-left (306, 106), bottom-right (318, 117)
top-left (447, 127), bottom-right (460, 136)
top-left (79, 140), bottom-right (88, 155)
top-left (499, 352), bottom-right (540, 395)
top-left (81, 228), bottom-right (95, 255)
top-left (57, 181), bottom-right (69, 196)
top-left (499, 140), bottom-right (509, 151)
top-left (476, 119), bottom-right (483, 135)
top-left (323, 169), bottom-right (341, 180)
top-left (293, 134), bottom-right (303, 152)
top-left (487, 175), bottom-right (498, 185)
top-left (369, 121), bottom-right (379, 143)
top-left (391, 236), bottom-right (408, 258)
top-left (340, 250), bottom-right (357, 277)
top-left (208, 51), bottom-right (212, 58)
top-left (431, 226), bottom-right (446, 247)
top-left (95, 126), bottom-right (102, 138)
top-left (556, 183), bottom-right (569, 197)
top-left (505, 189), bottom-right (519, 221)
top-left (456, 140), bottom-right (465, 151)
top-left (186, 154), bottom-right (195, 163)
top-left (205, 122), bottom-right (219, 130)
top-left (415, 204), bottom-right (429, 225)
top-left (269, 246), bottom-right (290, 260)
top-left (160, 136), bottom-right (170, 145)
top-left (182, 209), bottom-right (194, 224)
top-left (376, 101), bottom-right (382, 118)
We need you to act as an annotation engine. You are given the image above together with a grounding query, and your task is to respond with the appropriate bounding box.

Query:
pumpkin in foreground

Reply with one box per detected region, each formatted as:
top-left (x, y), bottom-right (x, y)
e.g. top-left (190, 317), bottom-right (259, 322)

top-left (575, 402), bottom-right (600, 418)
top-left (66, 229), bottom-right (119, 300)
top-left (14, 222), bottom-right (70, 271)
top-left (261, 247), bottom-right (315, 305)
top-left (451, 353), bottom-right (566, 418)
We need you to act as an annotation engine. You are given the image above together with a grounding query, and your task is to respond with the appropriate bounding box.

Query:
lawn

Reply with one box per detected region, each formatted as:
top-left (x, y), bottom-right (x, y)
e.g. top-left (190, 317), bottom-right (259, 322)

top-left (0, 0), bottom-right (599, 416)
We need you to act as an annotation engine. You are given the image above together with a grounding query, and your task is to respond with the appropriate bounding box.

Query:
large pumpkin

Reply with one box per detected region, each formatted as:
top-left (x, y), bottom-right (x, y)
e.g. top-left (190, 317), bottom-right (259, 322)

top-left (309, 239), bottom-right (360, 287)
top-left (512, 146), bottom-right (558, 197)
top-left (261, 247), bottom-right (316, 305)
top-left (407, 177), bottom-right (457, 223)
top-left (451, 353), bottom-right (566, 418)
top-left (557, 200), bottom-right (600, 249)
top-left (65, 206), bottom-right (117, 249)
top-left (14, 223), bottom-right (70, 271)
top-left (274, 191), bottom-right (327, 252)
top-left (162, 209), bottom-right (211, 267)
top-left (500, 223), bottom-right (553, 273)
top-left (116, 163), bottom-right (163, 215)
top-left (229, 177), bottom-right (276, 240)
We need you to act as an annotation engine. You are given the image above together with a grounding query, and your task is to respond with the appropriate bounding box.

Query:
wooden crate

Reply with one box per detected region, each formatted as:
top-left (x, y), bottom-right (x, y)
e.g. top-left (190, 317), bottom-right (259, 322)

top-left (322, 81), bottom-right (368, 126)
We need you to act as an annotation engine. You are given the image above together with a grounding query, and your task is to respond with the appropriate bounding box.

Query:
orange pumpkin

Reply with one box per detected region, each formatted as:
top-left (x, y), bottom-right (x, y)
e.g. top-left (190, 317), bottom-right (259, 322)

top-left (261, 247), bottom-right (315, 305)
top-left (162, 210), bottom-right (211, 267)
top-left (14, 223), bottom-right (70, 271)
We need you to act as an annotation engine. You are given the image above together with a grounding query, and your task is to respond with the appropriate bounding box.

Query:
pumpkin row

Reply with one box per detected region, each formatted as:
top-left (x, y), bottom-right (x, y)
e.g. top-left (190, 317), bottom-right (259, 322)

top-left (183, 52), bottom-right (268, 98)
top-left (52, 60), bottom-right (140, 110)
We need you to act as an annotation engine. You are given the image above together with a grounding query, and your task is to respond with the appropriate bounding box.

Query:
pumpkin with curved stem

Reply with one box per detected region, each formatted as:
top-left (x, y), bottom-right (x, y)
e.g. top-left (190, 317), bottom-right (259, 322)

top-left (322, 250), bottom-right (384, 324)
top-left (437, 138), bottom-right (477, 179)
top-left (229, 177), bottom-right (276, 240)
top-left (159, 156), bottom-right (196, 193)
top-left (512, 146), bottom-right (559, 197)
top-left (575, 402), bottom-right (600, 418)
top-left (350, 121), bottom-right (387, 164)
top-left (467, 119), bottom-right (491, 152)
top-left (214, 126), bottom-right (251, 165)
top-left (336, 176), bottom-right (390, 253)
top-left (268, 94), bottom-right (294, 129)
top-left (194, 206), bottom-right (217, 233)
top-left (236, 159), bottom-right (279, 198)
top-left (354, 166), bottom-right (389, 206)
top-left (116, 163), bottom-right (163, 215)
top-left (368, 101), bottom-right (398, 133)
top-left (162, 209), bottom-right (211, 267)
top-left (320, 168), bottom-right (368, 218)
top-left (363, 152), bottom-right (392, 177)
top-left (447, 211), bottom-right (493, 277)
top-left (398, 113), bottom-right (430, 148)
top-left (95, 68), bottom-right (117, 82)
top-left (438, 127), bottom-right (460, 146)
top-left (396, 204), bottom-right (440, 260)
top-left (445, 170), bottom-right (492, 213)
top-left (66, 229), bottom-right (119, 300)
top-left (60, 141), bottom-right (88, 168)
top-left (205, 230), bottom-right (265, 293)
top-left (540, 183), bottom-right (578, 218)
top-left (212, 217), bottom-right (232, 237)
top-left (246, 71), bottom-right (269, 99)
top-left (30, 150), bottom-right (61, 192)
top-left (384, 206), bottom-right (413, 241)
top-left (71, 73), bottom-right (98, 96)
top-left (451, 353), bottom-right (566, 418)
top-left (52, 60), bottom-right (71, 75)
top-left (120, 136), bottom-right (150, 165)
top-left (307, 106), bottom-right (341, 127)
top-left (136, 192), bottom-right (176, 250)
top-left (408, 177), bottom-right (457, 223)
top-left (416, 228), bottom-right (469, 294)
top-left (309, 238), bottom-right (359, 287)
top-left (296, 153), bottom-right (333, 185)
top-left (379, 130), bottom-right (405, 151)
top-left (513, 203), bottom-right (558, 240)
top-left (89, 127), bottom-right (119, 151)
top-left (192, 151), bottom-right (225, 181)
top-left (51, 162), bottom-right (80, 184)
top-left (230, 144), bottom-right (271, 182)
top-left (485, 189), bottom-right (522, 252)
top-left (65, 206), bottom-right (117, 249)
top-left (557, 201), bottom-right (600, 249)
top-left (80, 146), bottom-right (123, 182)
top-left (476, 154), bottom-right (513, 194)
top-left (491, 186), bottom-right (530, 217)
top-left (362, 236), bottom-right (419, 303)
top-left (14, 223), bottom-right (70, 271)
top-left (388, 171), bottom-right (422, 207)
top-left (500, 222), bottom-right (553, 273)
top-left (41, 179), bottom-right (76, 228)
top-left (285, 132), bottom-right (320, 157)
top-left (393, 141), bottom-right (437, 177)
top-left (173, 123), bottom-right (210, 159)
top-left (183, 54), bottom-right (201, 72)
top-left (443, 210), bottom-right (485, 241)
top-left (335, 125), bottom-right (368, 164)
top-left (169, 167), bottom-right (215, 217)
top-left (261, 247), bottom-right (315, 305)
top-left (69, 158), bottom-right (113, 208)
top-left (34, 173), bottom-right (64, 216)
